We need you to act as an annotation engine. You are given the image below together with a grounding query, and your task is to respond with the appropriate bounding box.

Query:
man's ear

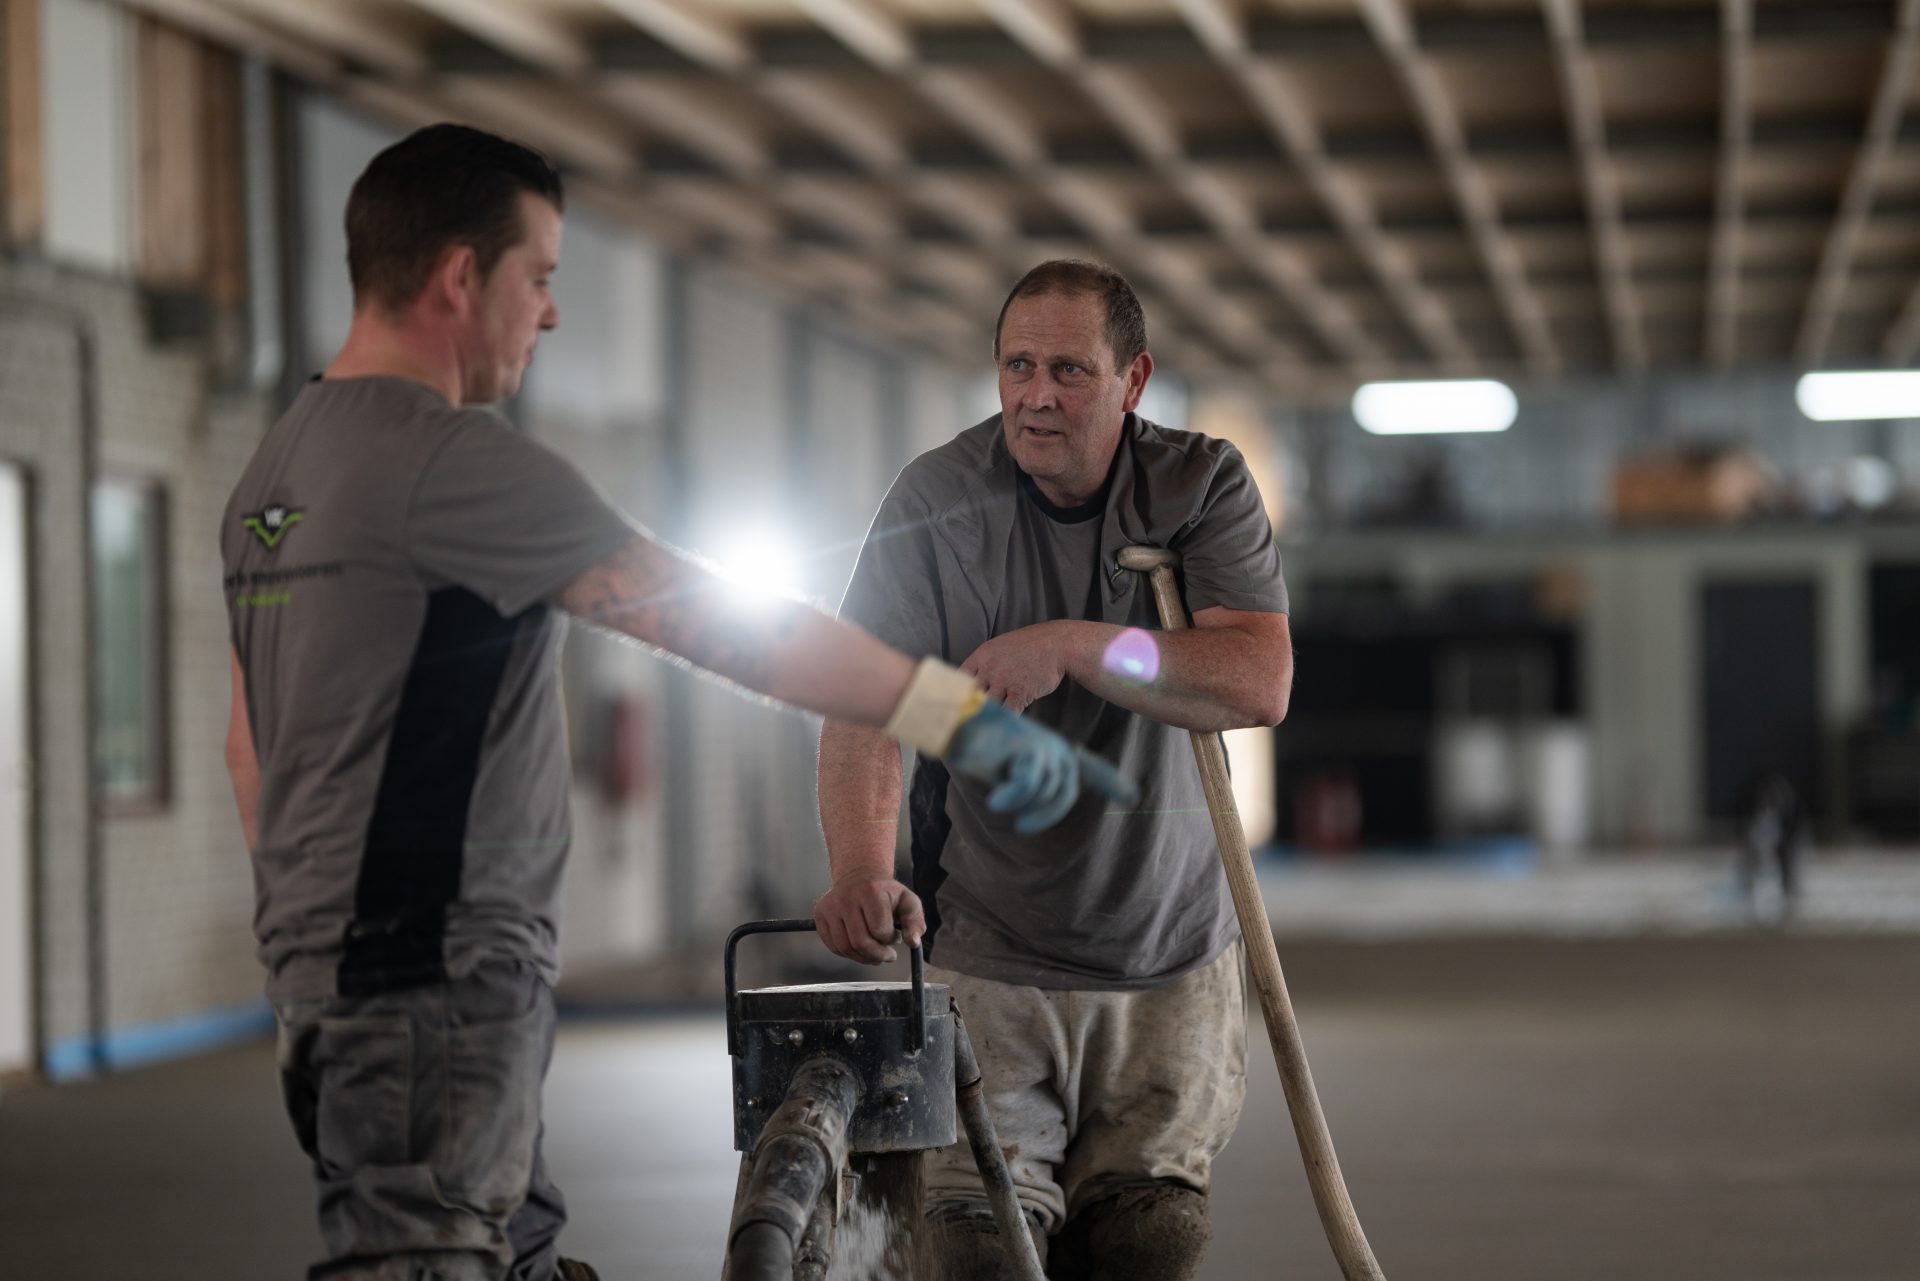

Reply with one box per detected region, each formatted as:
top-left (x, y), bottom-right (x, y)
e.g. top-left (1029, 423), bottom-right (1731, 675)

top-left (430, 244), bottom-right (480, 319)
top-left (1120, 350), bottom-right (1154, 413)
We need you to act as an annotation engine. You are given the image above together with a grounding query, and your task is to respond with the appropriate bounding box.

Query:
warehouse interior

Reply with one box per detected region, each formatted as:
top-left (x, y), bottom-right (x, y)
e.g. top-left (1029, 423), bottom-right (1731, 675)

top-left (1, 1), bottom-right (1917, 1278)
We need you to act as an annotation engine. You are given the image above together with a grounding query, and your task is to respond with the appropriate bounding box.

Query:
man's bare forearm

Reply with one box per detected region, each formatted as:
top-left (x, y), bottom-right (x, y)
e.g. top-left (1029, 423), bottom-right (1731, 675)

top-left (815, 719), bottom-right (922, 962)
top-left (1056, 616), bottom-right (1292, 731)
top-left (226, 649), bottom-right (261, 850)
top-left (228, 760), bottom-right (261, 850)
top-left (818, 720), bottom-right (903, 882)
top-left (558, 535), bottom-right (915, 726)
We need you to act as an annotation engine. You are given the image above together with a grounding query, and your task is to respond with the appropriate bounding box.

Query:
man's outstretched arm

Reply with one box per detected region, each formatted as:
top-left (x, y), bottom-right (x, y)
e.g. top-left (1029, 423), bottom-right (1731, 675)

top-left (556, 533), bottom-right (916, 726)
top-left (554, 533), bottom-right (1135, 834)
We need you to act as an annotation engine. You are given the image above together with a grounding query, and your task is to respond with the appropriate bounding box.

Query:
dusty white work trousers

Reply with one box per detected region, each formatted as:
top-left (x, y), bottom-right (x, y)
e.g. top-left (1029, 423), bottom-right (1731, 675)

top-left (923, 940), bottom-right (1248, 1234)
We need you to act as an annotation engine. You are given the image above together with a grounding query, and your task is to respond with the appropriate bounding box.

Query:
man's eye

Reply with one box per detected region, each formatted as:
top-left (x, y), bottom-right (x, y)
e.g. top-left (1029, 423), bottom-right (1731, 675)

top-left (1007, 358), bottom-right (1031, 371)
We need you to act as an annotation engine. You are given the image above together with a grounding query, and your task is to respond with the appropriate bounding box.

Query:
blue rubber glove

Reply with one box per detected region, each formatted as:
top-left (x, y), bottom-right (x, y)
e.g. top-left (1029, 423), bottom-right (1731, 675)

top-left (944, 700), bottom-right (1138, 834)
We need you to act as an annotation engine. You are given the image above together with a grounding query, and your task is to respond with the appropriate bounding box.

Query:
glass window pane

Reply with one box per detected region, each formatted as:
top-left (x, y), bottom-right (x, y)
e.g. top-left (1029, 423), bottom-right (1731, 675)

top-left (90, 480), bottom-right (165, 805)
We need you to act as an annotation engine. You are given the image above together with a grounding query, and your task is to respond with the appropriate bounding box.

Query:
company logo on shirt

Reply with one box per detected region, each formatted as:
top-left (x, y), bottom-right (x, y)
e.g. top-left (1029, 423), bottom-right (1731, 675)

top-left (242, 504), bottom-right (304, 551)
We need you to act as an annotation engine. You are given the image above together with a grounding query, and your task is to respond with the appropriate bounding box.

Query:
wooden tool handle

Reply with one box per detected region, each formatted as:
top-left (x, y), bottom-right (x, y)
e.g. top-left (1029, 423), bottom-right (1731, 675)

top-left (1133, 553), bottom-right (1387, 1281)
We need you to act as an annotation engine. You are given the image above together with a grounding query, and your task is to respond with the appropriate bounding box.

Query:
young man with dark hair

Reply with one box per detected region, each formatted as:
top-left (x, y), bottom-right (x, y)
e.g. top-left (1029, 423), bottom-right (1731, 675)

top-left (815, 259), bottom-right (1293, 1280)
top-left (222, 128), bottom-right (1127, 1281)
top-left (344, 123), bottom-right (568, 313)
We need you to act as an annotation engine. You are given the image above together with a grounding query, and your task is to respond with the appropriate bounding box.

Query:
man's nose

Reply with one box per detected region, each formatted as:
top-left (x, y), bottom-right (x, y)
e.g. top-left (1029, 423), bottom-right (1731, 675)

top-left (542, 299), bottom-right (560, 331)
top-left (1022, 370), bottom-right (1058, 409)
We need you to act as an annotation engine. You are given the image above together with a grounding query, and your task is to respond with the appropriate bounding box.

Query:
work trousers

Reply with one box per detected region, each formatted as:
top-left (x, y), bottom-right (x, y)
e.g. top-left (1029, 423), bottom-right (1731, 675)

top-left (924, 940), bottom-right (1248, 1235)
top-left (272, 960), bottom-right (565, 1281)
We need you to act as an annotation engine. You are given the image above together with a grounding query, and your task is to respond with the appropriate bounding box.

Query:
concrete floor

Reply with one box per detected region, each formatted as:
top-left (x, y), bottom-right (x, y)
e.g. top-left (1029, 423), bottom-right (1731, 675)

top-left (3, 933), bottom-right (1917, 1279)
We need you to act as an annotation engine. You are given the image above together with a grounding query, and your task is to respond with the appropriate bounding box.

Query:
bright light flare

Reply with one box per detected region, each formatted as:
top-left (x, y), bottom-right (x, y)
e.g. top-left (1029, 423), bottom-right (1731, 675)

top-left (1795, 371), bottom-right (1920, 421)
top-left (710, 532), bottom-right (807, 609)
top-left (1102, 628), bottom-right (1161, 683)
top-left (1353, 379), bottom-right (1518, 435)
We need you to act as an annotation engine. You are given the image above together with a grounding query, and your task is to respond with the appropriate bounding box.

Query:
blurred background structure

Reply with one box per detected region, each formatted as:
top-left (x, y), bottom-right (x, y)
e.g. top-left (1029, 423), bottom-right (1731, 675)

top-left (1, 1), bottom-right (1919, 1277)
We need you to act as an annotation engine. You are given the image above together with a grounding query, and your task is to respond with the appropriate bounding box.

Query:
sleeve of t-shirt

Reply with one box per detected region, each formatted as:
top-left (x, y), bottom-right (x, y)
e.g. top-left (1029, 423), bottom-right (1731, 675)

top-left (407, 415), bottom-right (637, 617)
top-left (1174, 443), bottom-right (1290, 617)
top-left (837, 481), bottom-right (947, 661)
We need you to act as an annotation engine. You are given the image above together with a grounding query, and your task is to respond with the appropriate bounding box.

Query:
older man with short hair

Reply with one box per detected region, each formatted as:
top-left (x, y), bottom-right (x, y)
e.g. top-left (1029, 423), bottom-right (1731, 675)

top-left (815, 259), bottom-right (1293, 1280)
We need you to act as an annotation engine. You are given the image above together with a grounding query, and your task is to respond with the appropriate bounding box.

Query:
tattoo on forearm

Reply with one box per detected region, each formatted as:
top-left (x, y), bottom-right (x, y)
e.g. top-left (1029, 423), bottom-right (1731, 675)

top-left (559, 539), bottom-right (801, 692)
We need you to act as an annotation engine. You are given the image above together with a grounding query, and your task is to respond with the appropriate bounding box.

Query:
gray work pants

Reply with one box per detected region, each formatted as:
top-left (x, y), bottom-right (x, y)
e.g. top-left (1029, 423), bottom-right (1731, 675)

top-left (272, 960), bottom-right (565, 1281)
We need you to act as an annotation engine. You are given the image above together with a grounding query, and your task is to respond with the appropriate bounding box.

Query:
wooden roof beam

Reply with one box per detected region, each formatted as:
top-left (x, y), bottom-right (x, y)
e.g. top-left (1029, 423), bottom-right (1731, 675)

top-left (375, 2), bottom-right (938, 305)
top-left (972, 0), bottom-right (1079, 70)
top-left (594, 0), bottom-right (752, 73)
top-left (1706, 0), bottom-right (1752, 368)
top-left (789, 0), bottom-right (915, 73)
top-left (595, 77), bottom-right (769, 179)
top-left (406, 3), bottom-right (787, 190)
top-left (1542, 0), bottom-right (1645, 372)
top-left (754, 74), bottom-right (909, 173)
top-left (1355, 0), bottom-right (1560, 376)
top-left (773, 175), bottom-right (899, 246)
top-left (586, 0), bottom-right (1014, 295)
top-left (1797, 0), bottom-right (1920, 364)
top-left (406, 0), bottom-right (590, 75)
top-left (115, 0), bottom-right (336, 80)
top-left (766, 2), bottom-right (1299, 384)
top-left (1170, 0), bottom-right (1473, 370)
top-left (392, 78), bottom-right (643, 178)
top-left (974, 0), bottom-right (1377, 369)
top-left (124, 2), bottom-right (638, 180)
top-left (214, 0), bottom-right (429, 76)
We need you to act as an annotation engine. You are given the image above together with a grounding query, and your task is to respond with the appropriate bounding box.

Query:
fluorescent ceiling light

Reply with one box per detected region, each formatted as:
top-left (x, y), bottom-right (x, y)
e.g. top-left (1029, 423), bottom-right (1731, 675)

top-left (1795, 371), bottom-right (1920, 421)
top-left (1353, 380), bottom-right (1518, 435)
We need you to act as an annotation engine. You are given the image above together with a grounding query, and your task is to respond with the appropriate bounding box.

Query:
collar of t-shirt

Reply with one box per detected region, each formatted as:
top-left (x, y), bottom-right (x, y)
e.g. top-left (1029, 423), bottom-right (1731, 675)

top-left (1014, 447), bottom-right (1118, 524)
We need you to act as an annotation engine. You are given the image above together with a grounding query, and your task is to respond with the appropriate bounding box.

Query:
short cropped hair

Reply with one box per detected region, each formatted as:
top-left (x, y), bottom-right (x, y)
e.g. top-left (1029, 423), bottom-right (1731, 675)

top-left (993, 259), bottom-right (1148, 369)
top-left (345, 124), bottom-right (565, 312)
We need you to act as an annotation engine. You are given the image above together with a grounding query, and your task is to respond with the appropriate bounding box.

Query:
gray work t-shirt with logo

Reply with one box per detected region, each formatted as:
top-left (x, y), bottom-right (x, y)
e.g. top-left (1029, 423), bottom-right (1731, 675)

top-left (839, 413), bottom-right (1289, 991)
top-left (220, 377), bottom-right (634, 1000)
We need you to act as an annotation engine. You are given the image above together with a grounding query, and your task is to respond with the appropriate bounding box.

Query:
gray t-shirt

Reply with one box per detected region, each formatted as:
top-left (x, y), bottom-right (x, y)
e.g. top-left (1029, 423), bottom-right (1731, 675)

top-left (839, 413), bottom-right (1288, 990)
top-left (220, 377), bottom-right (633, 1000)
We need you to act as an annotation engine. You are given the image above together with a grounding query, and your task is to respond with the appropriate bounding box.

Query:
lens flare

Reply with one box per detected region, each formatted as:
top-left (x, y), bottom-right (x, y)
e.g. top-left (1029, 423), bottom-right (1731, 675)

top-left (711, 532), bottom-right (806, 610)
top-left (1102, 628), bottom-right (1161, 683)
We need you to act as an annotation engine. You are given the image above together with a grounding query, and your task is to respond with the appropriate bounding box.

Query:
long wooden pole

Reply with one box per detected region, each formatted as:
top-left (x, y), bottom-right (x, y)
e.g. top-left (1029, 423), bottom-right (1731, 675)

top-left (1119, 545), bottom-right (1386, 1281)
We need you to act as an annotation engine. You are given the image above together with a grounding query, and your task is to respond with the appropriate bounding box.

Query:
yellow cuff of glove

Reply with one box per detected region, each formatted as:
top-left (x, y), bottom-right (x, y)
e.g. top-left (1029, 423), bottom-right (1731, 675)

top-left (883, 658), bottom-right (987, 758)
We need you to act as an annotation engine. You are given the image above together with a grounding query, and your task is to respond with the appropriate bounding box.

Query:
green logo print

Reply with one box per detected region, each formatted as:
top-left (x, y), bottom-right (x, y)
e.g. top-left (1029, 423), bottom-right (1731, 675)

top-left (243, 504), bottom-right (304, 551)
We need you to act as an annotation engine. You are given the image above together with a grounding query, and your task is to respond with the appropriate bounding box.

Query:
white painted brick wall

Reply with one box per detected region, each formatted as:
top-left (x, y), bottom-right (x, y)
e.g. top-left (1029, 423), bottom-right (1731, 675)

top-left (0, 260), bottom-right (267, 1051)
top-left (0, 283), bottom-right (93, 1054)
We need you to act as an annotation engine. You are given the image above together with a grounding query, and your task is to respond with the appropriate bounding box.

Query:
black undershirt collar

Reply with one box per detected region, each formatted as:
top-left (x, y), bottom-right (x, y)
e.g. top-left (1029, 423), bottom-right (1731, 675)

top-left (1015, 446), bottom-right (1119, 525)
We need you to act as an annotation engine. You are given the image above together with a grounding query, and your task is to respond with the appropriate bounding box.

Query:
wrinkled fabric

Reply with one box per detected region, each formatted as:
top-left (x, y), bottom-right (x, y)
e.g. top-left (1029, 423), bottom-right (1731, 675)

top-left (273, 961), bottom-right (565, 1281)
top-left (840, 413), bottom-right (1287, 989)
top-left (924, 941), bottom-right (1248, 1233)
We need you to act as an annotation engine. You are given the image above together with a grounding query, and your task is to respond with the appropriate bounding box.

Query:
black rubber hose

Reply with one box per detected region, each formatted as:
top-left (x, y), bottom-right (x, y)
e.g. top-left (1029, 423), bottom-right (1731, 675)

top-left (953, 1011), bottom-right (1049, 1281)
top-left (729, 1222), bottom-right (794, 1281)
top-left (725, 1056), bottom-right (861, 1281)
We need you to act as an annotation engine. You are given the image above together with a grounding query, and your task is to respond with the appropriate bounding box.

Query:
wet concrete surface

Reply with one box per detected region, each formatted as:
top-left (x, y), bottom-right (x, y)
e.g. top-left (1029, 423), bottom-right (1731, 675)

top-left (2, 934), bottom-right (1915, 1279)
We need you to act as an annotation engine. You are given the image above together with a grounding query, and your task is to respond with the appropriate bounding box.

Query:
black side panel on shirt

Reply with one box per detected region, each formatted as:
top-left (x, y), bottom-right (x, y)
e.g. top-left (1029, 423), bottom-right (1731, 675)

top-left (340, 589), bottom-right (531, 996)
top-left (908, 759), bottom-right (953, 957)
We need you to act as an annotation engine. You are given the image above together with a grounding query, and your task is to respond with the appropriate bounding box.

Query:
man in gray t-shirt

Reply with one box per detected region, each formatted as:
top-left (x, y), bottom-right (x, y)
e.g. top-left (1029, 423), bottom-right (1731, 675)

top-left (222, 375), bottom-right (634, 1003)
top-left (224, 127), bottom-right (1127, 1281)
top-left (815, 260), bottom-right (1292, 1281)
